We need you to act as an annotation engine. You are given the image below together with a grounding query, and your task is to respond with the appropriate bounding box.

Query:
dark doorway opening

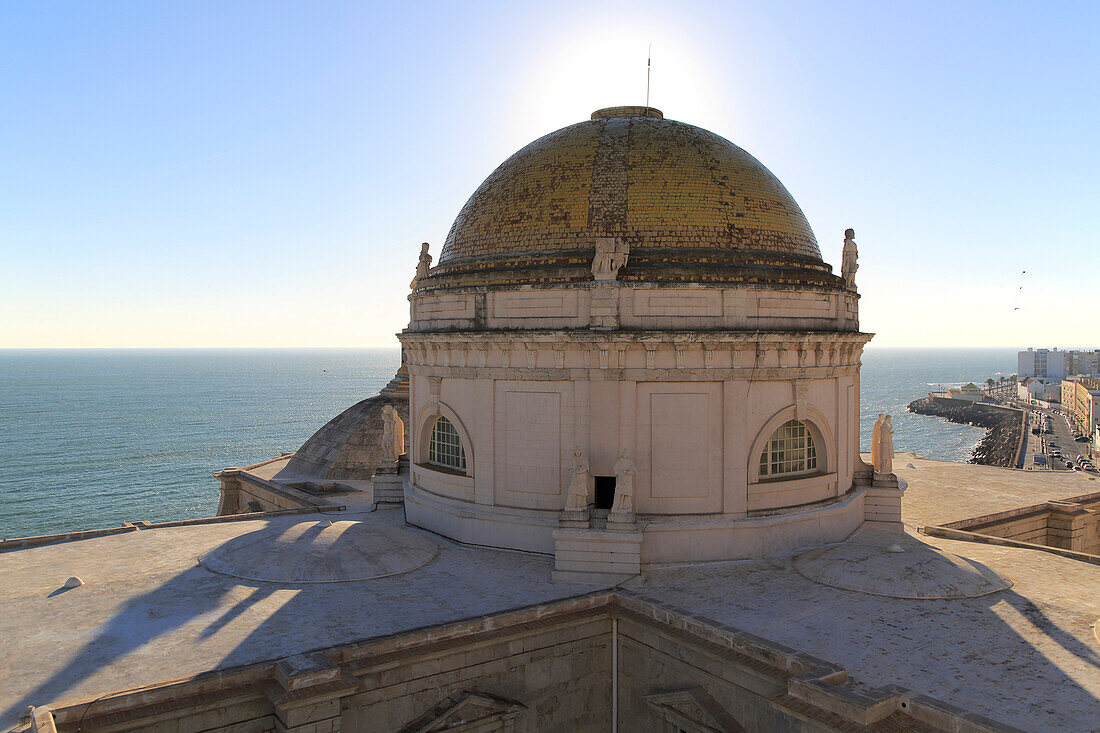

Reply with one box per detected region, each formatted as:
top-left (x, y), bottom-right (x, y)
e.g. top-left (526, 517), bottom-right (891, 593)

top-left (594, 476), bottom-right (616, 510)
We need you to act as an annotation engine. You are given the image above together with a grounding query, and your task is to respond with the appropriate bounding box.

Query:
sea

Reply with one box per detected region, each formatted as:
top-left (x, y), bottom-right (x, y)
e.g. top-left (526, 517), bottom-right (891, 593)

top-left (0, 347), bottom-right (1017, 539)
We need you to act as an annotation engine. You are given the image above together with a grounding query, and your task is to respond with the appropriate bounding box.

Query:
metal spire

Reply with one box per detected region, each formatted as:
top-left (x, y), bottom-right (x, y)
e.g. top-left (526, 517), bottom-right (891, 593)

top-left (645, 44), bottom-right (652, 113)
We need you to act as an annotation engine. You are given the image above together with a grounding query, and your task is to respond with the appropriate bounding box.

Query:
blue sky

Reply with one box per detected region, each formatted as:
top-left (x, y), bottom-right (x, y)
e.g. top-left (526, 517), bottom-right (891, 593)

top-left (1, 1), bottom-right (1097, 347)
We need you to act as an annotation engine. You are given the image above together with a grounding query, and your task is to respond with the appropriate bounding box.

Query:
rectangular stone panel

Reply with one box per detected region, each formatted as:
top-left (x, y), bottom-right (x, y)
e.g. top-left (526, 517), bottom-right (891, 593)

top-left (491, 290), bottom-right (579, 318)
top-left (758, 294), bottom-right (830, 313)
top-left (649, 392), bottom-right (710, 498)
top-left (632, 289), bottom-right (721, 316)
top-left (413, 294), bottom-right (475, 319)
top-left (501, 390), bottom-right (562, 495)
top-left (635, 382), bottom-right (723, 514)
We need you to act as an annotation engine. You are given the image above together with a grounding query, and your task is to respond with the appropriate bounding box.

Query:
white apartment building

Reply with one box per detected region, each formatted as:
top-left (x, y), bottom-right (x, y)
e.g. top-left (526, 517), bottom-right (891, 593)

top-left (1018, 348), bottom-right (1066, 379)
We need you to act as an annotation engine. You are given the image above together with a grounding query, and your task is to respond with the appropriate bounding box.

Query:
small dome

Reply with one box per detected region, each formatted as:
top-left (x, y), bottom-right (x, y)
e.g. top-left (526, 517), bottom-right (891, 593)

top-left (426, 108), bottom-right (839, 290)
top-left (199, 519), bottom-right (438, 583)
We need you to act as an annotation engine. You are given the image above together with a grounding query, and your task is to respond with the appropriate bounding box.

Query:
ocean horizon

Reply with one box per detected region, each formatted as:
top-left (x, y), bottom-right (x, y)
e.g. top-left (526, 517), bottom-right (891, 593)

top-left (0, 346), bottom-right (1017, 539)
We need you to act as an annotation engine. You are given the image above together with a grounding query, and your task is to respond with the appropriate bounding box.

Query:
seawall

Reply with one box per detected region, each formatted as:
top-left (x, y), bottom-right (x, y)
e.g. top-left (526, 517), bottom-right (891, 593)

top-left (907, 397), bottom-right (1025, 468)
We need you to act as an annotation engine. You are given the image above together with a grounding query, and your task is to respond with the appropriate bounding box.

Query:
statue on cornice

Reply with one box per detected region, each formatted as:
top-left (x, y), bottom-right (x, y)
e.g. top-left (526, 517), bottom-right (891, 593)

top-left (611, 449), bottom-right (636, 515)
top-left (564, 448), bottom-right (590, 511)
top-left (409, 242), bottom-right (432, 290)
top-left (841, 228), bottom-right (858, 290)
top-left (871, 413), bottom-right (894, 476)
top-left (591, 237), bottom-right (630, 281)
top-left (381, 404), bottom-right (405, 462)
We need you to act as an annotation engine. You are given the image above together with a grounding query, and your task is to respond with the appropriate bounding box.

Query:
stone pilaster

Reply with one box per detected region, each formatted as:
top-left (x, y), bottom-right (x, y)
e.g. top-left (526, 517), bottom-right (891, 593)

top-left (589, 285), bottom-right (620, 330)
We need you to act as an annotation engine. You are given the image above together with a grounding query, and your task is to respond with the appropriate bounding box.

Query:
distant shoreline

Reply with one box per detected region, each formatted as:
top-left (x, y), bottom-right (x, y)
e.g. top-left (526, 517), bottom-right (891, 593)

top-left (907, 398), bottom-right (1022, 467)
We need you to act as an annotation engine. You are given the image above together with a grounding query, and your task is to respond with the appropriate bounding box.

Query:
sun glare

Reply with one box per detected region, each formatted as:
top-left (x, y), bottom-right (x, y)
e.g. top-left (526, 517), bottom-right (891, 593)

top-left (503, 20), bottom-right (738, 145)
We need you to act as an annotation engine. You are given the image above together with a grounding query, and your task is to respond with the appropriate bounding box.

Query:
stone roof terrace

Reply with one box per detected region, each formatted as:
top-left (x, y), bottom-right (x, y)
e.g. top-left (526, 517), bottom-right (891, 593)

top-left (0, 456), bottom-right (1097, 731)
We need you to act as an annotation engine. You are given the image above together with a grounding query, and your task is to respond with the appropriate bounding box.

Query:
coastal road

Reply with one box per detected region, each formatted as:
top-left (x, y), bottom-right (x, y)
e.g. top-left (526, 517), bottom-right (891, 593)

top-left (1036, 407), bottom-right (1092, 473)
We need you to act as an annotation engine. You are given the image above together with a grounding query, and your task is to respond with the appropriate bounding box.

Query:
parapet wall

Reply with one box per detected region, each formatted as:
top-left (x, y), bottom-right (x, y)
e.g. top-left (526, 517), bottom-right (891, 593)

top-left (32, 593), bottom-right (1020, 733)
top-left (926, 491), bottom-right (1100, 558)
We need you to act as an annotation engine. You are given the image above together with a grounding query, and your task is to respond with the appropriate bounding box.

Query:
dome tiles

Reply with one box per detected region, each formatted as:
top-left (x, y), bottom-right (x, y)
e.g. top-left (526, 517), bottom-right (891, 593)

top-left (426, 106), bottom-right (840, 290)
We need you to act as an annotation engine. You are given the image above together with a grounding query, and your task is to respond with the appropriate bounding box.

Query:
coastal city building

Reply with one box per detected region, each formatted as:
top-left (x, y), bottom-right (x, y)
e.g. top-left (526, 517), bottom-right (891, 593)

top-left (4, 108), bottom-right (1099, 733)
top-left (1061, 375), bottom-right (1100, 437)
top-left (1018, 347), bottom-right (1100, 380)
top-left (1066, 349), bottom-right (1100, 376)
top-left (931, 382), bottom-right (984, 402)
top-left (1016, 376), bottom-right (1061, 406)
top-left (1018, 347), bottom-right (1065, 379)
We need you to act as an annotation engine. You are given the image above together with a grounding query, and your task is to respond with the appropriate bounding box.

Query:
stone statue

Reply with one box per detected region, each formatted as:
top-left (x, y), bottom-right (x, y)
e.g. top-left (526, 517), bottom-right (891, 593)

top-left (564, 448), bottom-right (590, 512)
top-left (611, 449), bottom-right (636, 515)
top-left (591, 237), bottom-right (630, 281)
top-left (841, 228), bottom-right (858, 290)
top-left (381, 404), bottom-right (405, 462)
top-left (871, 413), bottom-right (882, 469)
top-left (872, 413), bottom-right (894, 475)
top-left (409, 242), bottom-right (432, 290)
top-left (879, 414), bottom-right (894, 475)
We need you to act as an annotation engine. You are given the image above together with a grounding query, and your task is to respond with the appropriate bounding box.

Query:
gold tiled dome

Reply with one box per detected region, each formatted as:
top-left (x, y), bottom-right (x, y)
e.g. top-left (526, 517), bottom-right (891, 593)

top-left (426, 107), bottom-right (840, 289)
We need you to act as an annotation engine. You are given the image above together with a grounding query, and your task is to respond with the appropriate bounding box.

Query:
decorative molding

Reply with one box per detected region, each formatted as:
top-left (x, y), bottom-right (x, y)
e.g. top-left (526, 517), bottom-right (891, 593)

top-left (643, 688), bottom-right (747, 733)
top-left (398, 691), bottom-right (527, 733)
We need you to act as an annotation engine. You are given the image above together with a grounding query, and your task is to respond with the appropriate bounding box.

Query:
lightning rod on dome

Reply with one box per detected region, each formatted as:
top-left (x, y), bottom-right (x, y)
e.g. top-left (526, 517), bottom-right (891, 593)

top-left (645, 43), bottom-right (652, 114)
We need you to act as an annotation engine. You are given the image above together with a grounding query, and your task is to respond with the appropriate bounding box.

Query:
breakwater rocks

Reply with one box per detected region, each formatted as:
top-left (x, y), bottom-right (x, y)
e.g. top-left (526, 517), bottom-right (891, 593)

top-left (907, 398), bottom-right (1023, 467)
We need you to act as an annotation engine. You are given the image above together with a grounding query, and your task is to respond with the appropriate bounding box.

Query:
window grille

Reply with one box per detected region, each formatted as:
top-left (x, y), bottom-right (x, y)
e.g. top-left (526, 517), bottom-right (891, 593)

top-left (428, 417), bottom-right (466, 472)
top-left (758, 419), bottom-right (817, 478)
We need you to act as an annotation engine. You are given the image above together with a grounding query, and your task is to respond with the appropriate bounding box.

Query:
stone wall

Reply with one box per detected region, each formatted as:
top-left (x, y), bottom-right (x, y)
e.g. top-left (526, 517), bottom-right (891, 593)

top-left (401, 330), bottom-right (869, 564)
top-left (215, 467), bottom-right (336, 515)
top-left (37, 594), bottom-right (1018, 733)
top-left (933, 491), bottom-right (1100, 556)
top-left (616, 613), bottom-right (796, 731)
top-left (341, 612), bottom-right (611, 732)
top-left (408, 283), bottom-right (859, 334)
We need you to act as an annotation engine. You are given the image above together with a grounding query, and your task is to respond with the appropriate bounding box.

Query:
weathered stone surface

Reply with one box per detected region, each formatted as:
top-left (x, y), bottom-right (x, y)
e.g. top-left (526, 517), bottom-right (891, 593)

top-left (198, 518), bottom-right (438, 583)
top-left (793, 526), bottom-right (1012, 599)
top-left (427, 108), bottom-right (836, 291)
top-left (283, 394), bottom-right (409, 481)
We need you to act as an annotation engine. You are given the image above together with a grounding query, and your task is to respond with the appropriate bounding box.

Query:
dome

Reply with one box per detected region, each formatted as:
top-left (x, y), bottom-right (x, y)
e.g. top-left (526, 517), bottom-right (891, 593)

top-left (425, 106), bottom-right (841, 290)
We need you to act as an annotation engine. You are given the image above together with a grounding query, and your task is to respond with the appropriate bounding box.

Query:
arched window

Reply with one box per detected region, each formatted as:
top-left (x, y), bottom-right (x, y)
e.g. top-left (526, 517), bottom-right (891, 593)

top-left (758, 419), bottom-right (818, 478)
top-left (428, 416), bottom-right (467, 472)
